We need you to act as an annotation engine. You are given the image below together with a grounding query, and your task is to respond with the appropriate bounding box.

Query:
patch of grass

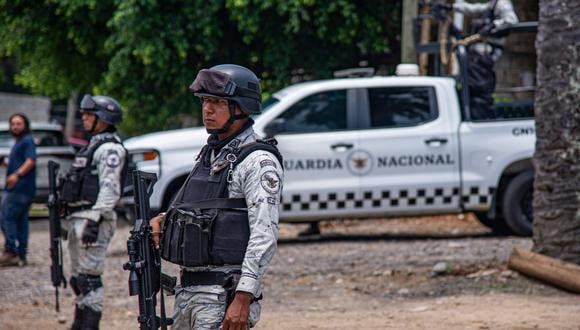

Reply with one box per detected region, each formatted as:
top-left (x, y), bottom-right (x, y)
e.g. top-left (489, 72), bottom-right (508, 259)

top-left (29, 203), bottom-right (48, 218)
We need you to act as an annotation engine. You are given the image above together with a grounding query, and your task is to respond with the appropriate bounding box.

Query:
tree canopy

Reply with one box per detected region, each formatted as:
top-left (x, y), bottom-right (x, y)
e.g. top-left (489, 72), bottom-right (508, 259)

top-left (0, 0), bottom-right (401, 135)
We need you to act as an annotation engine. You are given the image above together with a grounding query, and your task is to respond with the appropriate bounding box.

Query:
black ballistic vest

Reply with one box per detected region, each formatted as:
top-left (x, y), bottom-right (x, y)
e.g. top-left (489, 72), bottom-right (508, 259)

top-left (161, 140), bottom-right (282, 267)
top-left (60, 136), bottom-right (126, 205)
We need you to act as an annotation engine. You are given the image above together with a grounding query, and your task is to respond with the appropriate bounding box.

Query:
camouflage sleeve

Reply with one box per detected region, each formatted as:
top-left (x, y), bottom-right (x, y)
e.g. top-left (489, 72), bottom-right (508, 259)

top-left (454, 0), bottom-right (518, 26)
top-left (492, 0), bottom-right (518, 26)
top-left (230, 150), bottom-right (283, 298)
top-left (453, 2), bottom-right (488, 15)
top-left (91, 142), bottom-right (126, 216)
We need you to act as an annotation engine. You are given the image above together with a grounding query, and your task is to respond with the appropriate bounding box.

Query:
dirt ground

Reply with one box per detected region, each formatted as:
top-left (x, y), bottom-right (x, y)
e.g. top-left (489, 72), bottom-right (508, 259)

top-left (1, 214), bottom-right (579, 329)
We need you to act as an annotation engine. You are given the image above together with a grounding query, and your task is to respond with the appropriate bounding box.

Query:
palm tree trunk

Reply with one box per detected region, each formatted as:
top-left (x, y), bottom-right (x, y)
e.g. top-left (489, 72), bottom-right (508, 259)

top-left (532, 0), bottom-right (580, 263)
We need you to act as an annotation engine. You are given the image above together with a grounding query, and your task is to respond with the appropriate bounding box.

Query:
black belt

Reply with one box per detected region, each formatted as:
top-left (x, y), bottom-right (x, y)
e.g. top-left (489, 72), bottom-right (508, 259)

top-left (181, 271), bottom-right (235, 287)
top-left (67, 205), bottom-right (93, 213)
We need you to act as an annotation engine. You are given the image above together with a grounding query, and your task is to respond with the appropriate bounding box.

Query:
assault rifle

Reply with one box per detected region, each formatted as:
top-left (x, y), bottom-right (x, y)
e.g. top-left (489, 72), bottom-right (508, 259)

top-left (47, 160), bottom-right (66, 312)
top-left (123, 170), bottom-right (174, 330)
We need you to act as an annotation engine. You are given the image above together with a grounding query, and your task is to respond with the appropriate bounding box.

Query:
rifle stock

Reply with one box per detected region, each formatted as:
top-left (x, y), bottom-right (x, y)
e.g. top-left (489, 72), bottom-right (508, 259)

top-left (47, 160), bottom-right (66, 312)
top-left (124, 170), bottom-right (173, 330)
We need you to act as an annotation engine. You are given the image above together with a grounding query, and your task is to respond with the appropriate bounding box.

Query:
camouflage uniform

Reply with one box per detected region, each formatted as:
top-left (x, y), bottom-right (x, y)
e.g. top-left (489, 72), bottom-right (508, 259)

top-left (171, 125), bottom-right (283, 329)
top-left (63, 131), bottom-right (126, 312)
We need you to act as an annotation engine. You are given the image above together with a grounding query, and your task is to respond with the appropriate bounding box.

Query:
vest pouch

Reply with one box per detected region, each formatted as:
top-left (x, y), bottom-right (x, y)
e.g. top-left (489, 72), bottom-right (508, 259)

top-left (169, 220), bottom-right (184, 264)
top-left (161, 215), bottom-right (177, 262)
top-left (60, 172), bottom-right (81, 203)
top-left (181, 209), bottom-right (214, 266)
top-left (80, 170), bottom-right (99, 203)
top-left (181, 222), bottom-right (209, 267)
top-left (161, 208), bottom-right (213, 266)
top-left (210, 208), bottom-right (249, 265)
top-left (160, 214), bottom-right (184, 265)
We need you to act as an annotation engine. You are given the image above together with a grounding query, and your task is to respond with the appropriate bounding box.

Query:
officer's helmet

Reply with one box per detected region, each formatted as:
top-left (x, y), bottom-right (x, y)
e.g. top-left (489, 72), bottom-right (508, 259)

top-left (189, 64), bottom-right (262, 114)
top-left (80, 94), bottom-right (123, 125)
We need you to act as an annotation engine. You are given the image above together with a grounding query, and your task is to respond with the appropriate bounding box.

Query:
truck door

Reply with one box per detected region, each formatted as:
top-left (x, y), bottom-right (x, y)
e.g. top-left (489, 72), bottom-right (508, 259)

top-left (357, 86), bottom-right (461, 216)
top-left (268, 89), bottom-right (361, 221)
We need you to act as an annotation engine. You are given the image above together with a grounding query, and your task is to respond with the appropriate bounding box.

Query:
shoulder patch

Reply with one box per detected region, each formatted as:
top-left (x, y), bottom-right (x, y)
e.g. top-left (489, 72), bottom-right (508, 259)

top-left (105, 150), bottom-right (121, 168)
top-left (260, 170), bottom-right (281, 194)
top-left (260, 159), bottom-right (276, 168)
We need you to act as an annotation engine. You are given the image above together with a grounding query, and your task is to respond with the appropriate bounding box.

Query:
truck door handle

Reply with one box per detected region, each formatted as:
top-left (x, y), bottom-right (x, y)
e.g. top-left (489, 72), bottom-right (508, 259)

top-left (331, 143), bottom-right (354, 152)
top-left (424, 138), bottom-right (448, 147)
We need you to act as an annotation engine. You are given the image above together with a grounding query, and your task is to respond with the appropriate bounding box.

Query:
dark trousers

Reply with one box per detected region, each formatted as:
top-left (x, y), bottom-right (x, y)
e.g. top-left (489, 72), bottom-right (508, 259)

top-left (468, 49), bottom-right (497, 120)
top-left (0, 192), bottom-right (32, 257)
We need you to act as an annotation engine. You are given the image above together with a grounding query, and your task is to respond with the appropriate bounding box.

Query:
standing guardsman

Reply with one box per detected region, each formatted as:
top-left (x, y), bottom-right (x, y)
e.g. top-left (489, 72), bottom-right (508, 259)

top-left (59, 95), bottom-right (127, 329)
top-left (0, 113), bottom-right (36, 267)
top-left (453, 0), bottom-right (519, 119)
top-left (149, 64), bottom-right (284, 329)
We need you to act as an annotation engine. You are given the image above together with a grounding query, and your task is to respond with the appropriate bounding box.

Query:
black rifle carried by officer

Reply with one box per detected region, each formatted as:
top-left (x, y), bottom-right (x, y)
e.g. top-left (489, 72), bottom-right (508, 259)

top-left (48, 160), bottom-right (67, 312)
top-left (124, 170), bottom-right (175, 330)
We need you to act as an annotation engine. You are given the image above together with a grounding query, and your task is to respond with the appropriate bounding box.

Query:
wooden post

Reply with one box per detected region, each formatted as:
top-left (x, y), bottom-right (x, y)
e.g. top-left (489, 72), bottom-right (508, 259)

top-left (508, 247), bottom-right (580, 293)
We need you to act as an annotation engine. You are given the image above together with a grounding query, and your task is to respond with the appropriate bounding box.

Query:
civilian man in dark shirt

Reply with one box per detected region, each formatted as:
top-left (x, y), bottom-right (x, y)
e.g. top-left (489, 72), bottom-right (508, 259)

top-left (0, 113), bottom-right (36, 267)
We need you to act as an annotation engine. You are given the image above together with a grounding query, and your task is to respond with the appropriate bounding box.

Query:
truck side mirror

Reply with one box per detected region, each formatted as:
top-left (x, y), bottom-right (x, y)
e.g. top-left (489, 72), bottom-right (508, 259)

top-left (264, 118), bottom-right (286, 138)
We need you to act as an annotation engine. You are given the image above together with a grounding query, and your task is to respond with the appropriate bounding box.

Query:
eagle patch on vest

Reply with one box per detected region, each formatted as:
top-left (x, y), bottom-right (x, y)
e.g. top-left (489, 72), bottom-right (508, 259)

top-left (260, 171), bottom-right (280, 194)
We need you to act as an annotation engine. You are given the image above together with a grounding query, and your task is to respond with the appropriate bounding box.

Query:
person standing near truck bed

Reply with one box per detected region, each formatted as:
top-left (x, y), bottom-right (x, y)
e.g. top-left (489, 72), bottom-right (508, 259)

top-left (453, 0), bottom-right (519, 119)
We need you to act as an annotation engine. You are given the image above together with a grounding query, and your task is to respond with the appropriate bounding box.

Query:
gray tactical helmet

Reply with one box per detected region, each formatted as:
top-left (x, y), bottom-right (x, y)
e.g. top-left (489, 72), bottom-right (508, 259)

top-left (80, 94), bottom-right (123, 125)
top-left (189, 64), bottom-right (262, 114)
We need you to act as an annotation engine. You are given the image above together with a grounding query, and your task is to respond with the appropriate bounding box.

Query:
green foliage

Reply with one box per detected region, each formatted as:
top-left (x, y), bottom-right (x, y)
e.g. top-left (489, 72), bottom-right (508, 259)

top-left (0, 0), bottom-right (401, 136)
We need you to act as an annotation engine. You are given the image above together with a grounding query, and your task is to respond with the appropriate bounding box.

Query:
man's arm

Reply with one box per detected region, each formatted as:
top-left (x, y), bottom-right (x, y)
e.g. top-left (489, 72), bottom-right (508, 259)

top-left (236, 151), bottom-right (283, 298)
top-left (92, 142), bottom-right (126, 212)
top-left (492, 0), bottom-right (519, 26)
top-left (223, 151), bottom-right (283, 329)
top-left (453, 2), bottom-right (489, 15)
top-left (6, 158), bottom-right (36, 188)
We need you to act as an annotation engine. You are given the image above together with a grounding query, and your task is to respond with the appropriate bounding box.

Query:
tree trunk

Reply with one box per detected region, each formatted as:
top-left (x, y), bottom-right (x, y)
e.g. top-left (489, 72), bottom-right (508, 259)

top-left (532, 0), bottom-right (580, 263)
top-left (65, 90), bottom-right (79, 138)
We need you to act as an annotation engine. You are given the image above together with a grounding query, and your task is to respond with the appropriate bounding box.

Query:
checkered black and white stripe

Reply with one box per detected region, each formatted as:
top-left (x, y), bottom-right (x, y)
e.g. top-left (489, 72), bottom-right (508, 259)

top-left (280, 186), bottom-right (496, 215)
top-left (462, 186), bottom-right (496, 210)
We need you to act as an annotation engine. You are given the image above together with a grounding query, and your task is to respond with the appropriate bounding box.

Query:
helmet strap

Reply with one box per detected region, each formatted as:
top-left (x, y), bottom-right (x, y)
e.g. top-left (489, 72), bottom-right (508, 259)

top-left (89, 115), bottom-right (99, 133)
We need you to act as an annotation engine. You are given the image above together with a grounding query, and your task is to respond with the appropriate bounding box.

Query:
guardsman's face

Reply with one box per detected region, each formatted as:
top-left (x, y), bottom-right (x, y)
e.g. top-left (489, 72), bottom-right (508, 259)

top-left (82, 112), bottom-right (98, 131)
top-left (201, 96), bottom-right (230, 131)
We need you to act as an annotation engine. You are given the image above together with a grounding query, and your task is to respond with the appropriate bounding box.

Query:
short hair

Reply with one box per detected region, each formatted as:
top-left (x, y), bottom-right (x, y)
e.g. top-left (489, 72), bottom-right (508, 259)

top-left (9, 113), bottom-right (31, 135)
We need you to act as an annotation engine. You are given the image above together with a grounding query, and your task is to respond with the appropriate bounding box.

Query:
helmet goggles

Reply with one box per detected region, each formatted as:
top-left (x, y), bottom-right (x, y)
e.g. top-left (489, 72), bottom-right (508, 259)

top-left (80, 94), bottom-right (116, 113)
top-left (189, 69), bottom-right (260, 101)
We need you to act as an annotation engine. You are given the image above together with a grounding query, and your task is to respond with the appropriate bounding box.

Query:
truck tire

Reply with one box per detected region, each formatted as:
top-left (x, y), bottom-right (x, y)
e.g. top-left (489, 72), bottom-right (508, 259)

top-left (474, 212), bottom-right (511, 236)
top-left (501, 170), bottom-right (534, 236)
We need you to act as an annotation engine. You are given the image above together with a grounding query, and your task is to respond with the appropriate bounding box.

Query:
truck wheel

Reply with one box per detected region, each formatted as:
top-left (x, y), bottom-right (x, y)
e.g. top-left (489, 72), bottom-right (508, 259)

top-left (502, 170), bottom-right (534, 236)
top-left (474, 212), bottom-right (511, 236)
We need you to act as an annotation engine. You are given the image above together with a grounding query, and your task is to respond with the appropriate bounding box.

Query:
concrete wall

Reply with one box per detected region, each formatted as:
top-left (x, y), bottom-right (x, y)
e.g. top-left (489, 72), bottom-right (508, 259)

top-left (0, 92), bottom-right (51, 122)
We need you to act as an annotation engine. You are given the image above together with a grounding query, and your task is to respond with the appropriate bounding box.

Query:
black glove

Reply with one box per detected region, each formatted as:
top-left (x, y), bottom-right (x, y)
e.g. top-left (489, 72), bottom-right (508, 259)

top-left (81, 220), bottom-right (100, 244)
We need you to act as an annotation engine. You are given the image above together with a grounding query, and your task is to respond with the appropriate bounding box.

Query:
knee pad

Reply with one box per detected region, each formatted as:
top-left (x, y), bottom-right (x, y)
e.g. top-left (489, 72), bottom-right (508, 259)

top-left (76, 274), bottom-right (103, 295)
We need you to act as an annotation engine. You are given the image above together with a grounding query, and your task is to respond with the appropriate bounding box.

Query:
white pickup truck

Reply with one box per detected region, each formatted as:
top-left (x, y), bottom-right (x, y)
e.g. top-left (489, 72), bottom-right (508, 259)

top-left (125, 72), bottom-right (535, 236)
